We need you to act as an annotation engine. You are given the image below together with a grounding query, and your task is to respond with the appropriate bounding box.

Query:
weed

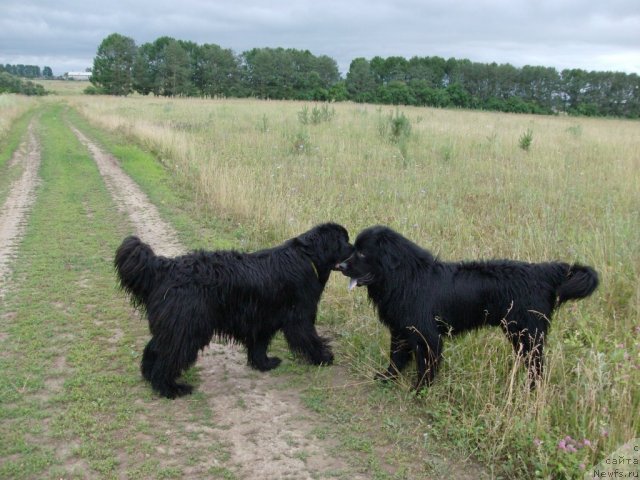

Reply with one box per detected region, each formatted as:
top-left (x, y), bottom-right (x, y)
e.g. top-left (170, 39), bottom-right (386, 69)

top-left (291, 130), bottom-right (311, 154)
top-left (518, 128), bottom-right (534, 151)
top-left (258, 113), bottom-right (269, 133)
top-left (440, 143), bottom-right (454, 162)
top-left (566, 124), bottom-right (583, 137)
top-left (379, 108), bottom-right (411, 144)
top-left (298, 103), bottom-right (335, 125)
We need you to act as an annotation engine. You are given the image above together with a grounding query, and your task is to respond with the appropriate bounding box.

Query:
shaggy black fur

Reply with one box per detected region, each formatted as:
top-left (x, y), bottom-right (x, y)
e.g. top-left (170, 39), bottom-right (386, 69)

top-left (337, 225), bottom-right (598, 390)
top-left (115, 223), bottom-right (352, 398)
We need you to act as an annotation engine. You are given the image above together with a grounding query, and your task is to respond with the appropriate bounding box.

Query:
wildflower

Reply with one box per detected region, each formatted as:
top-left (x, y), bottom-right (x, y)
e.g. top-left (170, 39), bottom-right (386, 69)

top-left (582, 439), bottom-right (591, 447)
top-left (579, 463), bottom-right (586, 470)
top-left (533, 438), bottom-right (543, 447)
top-left (558, 439), bottom-right (567, 451)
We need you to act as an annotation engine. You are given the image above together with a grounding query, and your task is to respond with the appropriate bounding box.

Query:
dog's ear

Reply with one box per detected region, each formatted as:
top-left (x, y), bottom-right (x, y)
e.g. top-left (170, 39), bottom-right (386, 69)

top-left (376, 232), bottom-right (402, 270)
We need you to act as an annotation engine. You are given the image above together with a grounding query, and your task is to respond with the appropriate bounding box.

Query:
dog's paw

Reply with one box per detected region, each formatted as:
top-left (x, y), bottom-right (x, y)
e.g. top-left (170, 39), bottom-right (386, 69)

top-left (156, 382), bottom-right (194, 399)
top-left (317, 349), bottom-right (334, 365)
top-left (252, 356), bottom-right (282, 371)
top-left (265, 356), bottom-right (282, 370)
top-left (174, 382), bottom-right (194, 397)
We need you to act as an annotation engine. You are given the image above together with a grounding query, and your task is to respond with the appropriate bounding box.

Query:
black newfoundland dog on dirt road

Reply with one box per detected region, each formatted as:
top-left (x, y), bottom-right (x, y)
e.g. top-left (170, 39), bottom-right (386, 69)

top-left (337, 225), bottom-right (598, 390)
top-left (115, 223), bottom-right (352, 398)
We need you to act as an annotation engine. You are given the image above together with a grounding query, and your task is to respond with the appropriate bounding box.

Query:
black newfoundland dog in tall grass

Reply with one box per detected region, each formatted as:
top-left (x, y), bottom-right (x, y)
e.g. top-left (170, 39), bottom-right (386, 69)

top-left (337, 225), bottom-right (598, 390)
top-left (115, 223), bottom-right (352, 398)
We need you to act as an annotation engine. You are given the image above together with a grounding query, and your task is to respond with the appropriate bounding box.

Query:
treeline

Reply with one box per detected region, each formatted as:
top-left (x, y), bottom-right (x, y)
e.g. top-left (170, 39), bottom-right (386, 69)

top-left (1, 64), bottom-right (53, 79)
top-left (91, 34), bottom-right (342, 100)
top-left (91, 33), bottom-right (640, 118)
top-left (0, 71), bottom-right (47, 96)
top-left (347, 57), bottom-right (640, 117)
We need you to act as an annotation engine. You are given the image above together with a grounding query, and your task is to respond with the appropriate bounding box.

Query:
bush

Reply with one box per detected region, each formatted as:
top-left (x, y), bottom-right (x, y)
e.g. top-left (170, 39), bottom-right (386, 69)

top-left (0, 72), bottom-right (47, 96)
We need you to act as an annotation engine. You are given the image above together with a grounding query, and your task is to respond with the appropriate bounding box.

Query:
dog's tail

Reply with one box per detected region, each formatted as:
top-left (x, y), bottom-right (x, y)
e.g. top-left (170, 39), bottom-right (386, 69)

top-left (556, 263), bottom-right (599, 305)
top-left (114, 236), bottom-right (158, 309)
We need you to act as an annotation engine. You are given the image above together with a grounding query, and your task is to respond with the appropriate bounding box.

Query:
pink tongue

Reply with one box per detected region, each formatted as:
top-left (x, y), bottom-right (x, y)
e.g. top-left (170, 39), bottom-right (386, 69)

top-left (348, 278), bottom-right (358, 291)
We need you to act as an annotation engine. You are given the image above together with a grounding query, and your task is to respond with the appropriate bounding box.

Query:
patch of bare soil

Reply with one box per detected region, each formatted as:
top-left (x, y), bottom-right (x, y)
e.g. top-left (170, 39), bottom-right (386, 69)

top-left (71, 126), bottom-right (367, 479)
top-left (0, 121), bottom-right (41, 300)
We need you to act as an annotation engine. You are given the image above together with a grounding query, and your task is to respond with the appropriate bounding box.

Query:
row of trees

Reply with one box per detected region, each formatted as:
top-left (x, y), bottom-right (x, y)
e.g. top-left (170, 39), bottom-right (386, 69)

top-left (91, 34), bottom-right (341, 100)
top-left (345, 56), bottom-right (640, 117)
top-left (1, 64), bottom-right (53, 79)
top-left (90, 33), bottom-right (640, 118)
top-left (0, 71), bottom-right (47, 96)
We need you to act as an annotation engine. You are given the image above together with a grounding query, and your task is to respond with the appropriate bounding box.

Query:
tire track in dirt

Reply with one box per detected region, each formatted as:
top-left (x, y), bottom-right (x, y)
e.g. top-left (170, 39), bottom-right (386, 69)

top-left (0, 121), bottom-right (41, 300)
top-left (71, 125), bottom-right (365, 479)
top-left (70, 126), bottom-right (183, 257)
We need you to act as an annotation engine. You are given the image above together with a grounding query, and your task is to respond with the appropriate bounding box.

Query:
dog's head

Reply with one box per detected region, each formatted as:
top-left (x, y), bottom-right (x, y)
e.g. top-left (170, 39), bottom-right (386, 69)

top-left (296, 223), bottom-right (353, 271)
top-left (336, 225), bottom-right (425, 290)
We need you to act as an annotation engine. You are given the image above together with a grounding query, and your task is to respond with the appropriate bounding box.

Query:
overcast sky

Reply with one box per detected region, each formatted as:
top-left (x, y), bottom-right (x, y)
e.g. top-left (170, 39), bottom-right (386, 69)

top-left (1, 0), bottom-right (639, 77)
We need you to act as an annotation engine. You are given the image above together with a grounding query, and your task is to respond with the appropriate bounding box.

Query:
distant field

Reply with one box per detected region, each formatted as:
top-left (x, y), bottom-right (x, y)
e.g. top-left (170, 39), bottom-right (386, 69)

top-left (2, 92), bottom-right (638, 478)
top-left (35, 79), bottom-right (89, 95)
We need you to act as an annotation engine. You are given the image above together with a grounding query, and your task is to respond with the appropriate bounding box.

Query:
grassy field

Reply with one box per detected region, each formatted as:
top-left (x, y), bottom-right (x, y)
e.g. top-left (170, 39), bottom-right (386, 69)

top-left (1, 92), bottom-right (639, 478)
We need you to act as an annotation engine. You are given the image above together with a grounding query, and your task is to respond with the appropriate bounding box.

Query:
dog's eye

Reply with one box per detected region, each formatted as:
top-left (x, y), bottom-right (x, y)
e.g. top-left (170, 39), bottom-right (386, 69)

top-left (356, 251), bottom-right (366, 259)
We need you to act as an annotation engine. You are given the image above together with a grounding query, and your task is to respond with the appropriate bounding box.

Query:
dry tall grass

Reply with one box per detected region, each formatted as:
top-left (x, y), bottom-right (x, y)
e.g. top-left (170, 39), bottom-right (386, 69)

top-left (0, 94), bottom-right (36, 142)
top-left (70, 95), bottom-right (639, 477)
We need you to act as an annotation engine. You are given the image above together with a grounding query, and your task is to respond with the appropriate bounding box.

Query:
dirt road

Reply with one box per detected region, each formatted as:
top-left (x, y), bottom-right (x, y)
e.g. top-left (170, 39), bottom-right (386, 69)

top-left (0, 121), bottom-right (41, 299)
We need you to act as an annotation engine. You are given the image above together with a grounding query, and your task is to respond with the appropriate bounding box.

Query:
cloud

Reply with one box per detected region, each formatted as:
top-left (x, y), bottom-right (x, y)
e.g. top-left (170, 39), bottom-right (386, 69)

top-left (1, 0), bottom-right (638, 76)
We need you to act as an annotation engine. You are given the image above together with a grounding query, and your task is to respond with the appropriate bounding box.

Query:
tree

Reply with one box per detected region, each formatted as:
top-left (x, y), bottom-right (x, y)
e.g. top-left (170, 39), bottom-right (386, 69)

top-left (446, 83), bottom-right (471, 107)
top-left (193, 43), bottom-right (240, 98)
top-left (346, 58), bottom-right (377, 102)
top-left (91, 33), bottom-right (137, 95)
top-left (133, 42), bottom-right (159, 95)
top-left (159, 39), bottom-right (191, 96)
top-left (43, 66), bottom-right (53, 78)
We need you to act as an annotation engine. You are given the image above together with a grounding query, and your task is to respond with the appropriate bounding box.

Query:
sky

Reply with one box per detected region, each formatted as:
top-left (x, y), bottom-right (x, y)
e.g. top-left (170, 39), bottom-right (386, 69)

top-left (1, 0), bottom-right (639, 77)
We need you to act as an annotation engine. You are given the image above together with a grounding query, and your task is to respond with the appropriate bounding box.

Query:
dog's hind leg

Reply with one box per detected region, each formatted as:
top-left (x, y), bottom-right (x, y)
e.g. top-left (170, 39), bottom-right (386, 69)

top-left (283, 319), bottom-right (334, 366)
top-left (376, 330), bottom-right (412, 382)
top-left (412, 332), bottom-right (442, 391)
top-left (147, 340), bottom-right (198, 399)
top-left (141, 337), bottom-right (159, 381)
top-left (247, 332), bottom-right (282, 371)
top-left (503, 316), bottom-right (547, 389)
top-left (514, 330), bottom-right (545, 389)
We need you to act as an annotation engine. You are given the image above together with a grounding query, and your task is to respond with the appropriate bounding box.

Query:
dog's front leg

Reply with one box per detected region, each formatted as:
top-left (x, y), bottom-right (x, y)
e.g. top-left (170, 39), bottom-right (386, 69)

top-left (413, 335), bottom-right (442, 391)
top-left (282, 317), bottom-right (334, 365)
top-left (247, 334), bottom-right (281, 371)
top-left (376, 330), bottom-right (411, 382)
